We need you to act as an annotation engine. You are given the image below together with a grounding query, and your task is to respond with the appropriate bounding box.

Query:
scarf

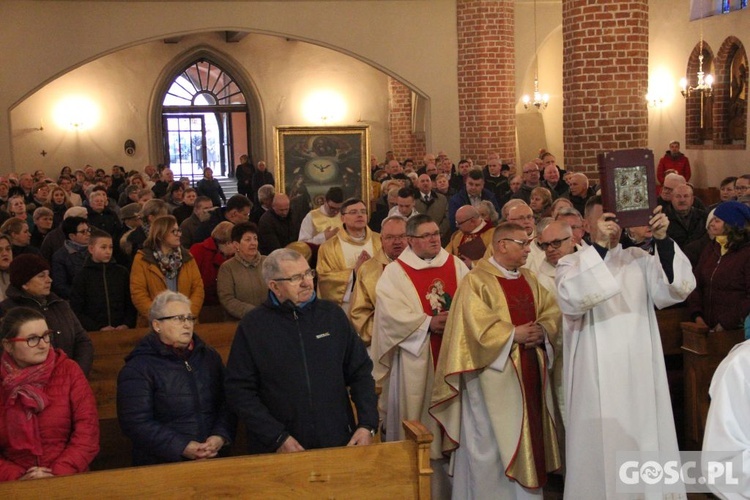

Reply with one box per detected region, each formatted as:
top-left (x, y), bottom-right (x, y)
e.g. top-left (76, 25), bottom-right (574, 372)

top-left (716, 235), bottom-right (729, 256)
top-left (1, 349), bottom-right (57, 457)
top-left (153, 247), bottom-right (183, 279)
top-left (64, 239), bottom-right (88, 253)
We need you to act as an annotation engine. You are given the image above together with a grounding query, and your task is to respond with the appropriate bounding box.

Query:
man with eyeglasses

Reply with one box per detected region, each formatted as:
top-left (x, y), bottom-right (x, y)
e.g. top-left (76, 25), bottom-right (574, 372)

top-left (349, 216), bottom-right (407, 347)
top-left (297, 187), bottom-right (344, 245)
top-left (317, 198), bottom-right (381, 314)
top-left (511, 160), bottom-right (543, 204)
top-left (556, 196), bottom-right (695, 498)
top-left (506, 202), bottom-right (546, 270)
top-left (445, 205), bottom-right (494, 268)
top-left (734, 174), bottom-right (750, 205)
top-left (372, 214), bottom-right (469, 497)
top-left (431, 221), bottom-right (562, 498)
top-left (225, 248), bottom-right (377, 455)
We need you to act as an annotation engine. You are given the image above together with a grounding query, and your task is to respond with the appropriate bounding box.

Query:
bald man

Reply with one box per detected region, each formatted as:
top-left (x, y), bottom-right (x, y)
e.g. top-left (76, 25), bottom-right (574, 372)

top-left (567, 173), bottom-right (595, 215)
top-left (445, 205), bottom-right (495, 268)
top-left (258, 193), bottom-right (295, 255)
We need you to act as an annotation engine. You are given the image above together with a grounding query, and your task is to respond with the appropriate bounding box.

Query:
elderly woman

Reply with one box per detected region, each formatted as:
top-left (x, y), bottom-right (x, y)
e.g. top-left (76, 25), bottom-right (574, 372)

top-left (189, 221), bottom-right (235, 306)
top-left (0, 254), bottom-right (94, 375)
top-left (30, 207), bottom-right (54, 249)
top-left (550, 197), bottom-right (574, 219)
top-left (0, 307), bottom-right (99, 481)
top-left (85, 189), bottom-right (121, 238)
top-left (529, 186), bottom-right (553, 222)
top-left (0, 218), bottom-right (40, 257)
top-left (477, 199), bottom-right (500, 226)
top-left (130, 215), bottom-right (204, 326)
top-left (117, 291), bottom-right (233, 466)
top-left (217, 222), bottom-right (268, 320)
top-left (688, 201), bottom-right (750, 331)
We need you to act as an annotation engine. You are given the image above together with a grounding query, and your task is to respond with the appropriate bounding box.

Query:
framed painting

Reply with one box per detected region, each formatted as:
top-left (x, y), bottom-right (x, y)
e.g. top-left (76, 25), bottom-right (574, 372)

top-left (274, 125), bottom-right (370, 209)
top-left (597, 148), bottom-right (657, 228)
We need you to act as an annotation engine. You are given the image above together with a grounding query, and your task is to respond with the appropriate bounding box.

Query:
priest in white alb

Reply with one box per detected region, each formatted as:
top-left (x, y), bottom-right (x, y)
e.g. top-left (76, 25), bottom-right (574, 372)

top-left (555, 196), bottom-right (696, 499)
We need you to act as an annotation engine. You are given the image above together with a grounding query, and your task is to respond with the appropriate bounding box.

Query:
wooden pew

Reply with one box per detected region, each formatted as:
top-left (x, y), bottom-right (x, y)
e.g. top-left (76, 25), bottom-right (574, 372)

top-left (0, 420), bottom-right (433, 500)
top-left (681, 322), bottom-right (744, 450)
top-left (656, 306), bottom-right (691, 356)
top-left (88, 322), bottom-right (238, 470)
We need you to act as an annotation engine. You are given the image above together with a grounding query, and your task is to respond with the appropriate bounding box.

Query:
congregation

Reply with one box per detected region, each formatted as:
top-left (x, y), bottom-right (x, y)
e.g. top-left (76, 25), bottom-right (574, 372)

top-left (0, 149), bottom-right (749, 498)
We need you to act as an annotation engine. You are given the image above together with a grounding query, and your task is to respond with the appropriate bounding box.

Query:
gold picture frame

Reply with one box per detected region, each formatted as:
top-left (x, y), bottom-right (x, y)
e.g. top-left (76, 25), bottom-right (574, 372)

top-left (274, 125), bottom-right (370, 209)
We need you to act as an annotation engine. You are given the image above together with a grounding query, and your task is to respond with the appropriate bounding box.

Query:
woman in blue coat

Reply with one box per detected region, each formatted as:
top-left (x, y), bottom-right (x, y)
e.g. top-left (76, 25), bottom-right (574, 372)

top-left (116, 290), bottom-right (234, 465)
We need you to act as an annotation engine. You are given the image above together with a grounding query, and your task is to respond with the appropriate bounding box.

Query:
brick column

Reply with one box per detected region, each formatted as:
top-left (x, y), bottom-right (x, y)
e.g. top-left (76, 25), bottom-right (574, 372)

top-left (457, 0), bottom-right (516, 165)
top-left (388, 77), bottom-right (427, 163)
top-left (562, 0), bottom-right (649, 176)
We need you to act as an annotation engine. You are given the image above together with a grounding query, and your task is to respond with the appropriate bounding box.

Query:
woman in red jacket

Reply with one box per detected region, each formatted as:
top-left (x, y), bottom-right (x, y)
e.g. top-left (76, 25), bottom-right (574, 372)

top-left (0, 307), bottom-right (99, 481)
top-left (189, 221), bottom-right (235, 306)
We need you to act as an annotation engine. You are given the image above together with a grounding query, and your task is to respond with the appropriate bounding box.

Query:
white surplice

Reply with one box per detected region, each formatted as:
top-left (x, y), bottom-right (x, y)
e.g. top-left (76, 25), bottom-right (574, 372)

top-left (555, 243), bottom-right (695, 499)
top-left (703, 339), bottom-right (750, 500)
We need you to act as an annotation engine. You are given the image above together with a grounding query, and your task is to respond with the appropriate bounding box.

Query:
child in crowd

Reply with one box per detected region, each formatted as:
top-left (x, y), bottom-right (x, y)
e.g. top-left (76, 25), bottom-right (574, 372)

top-left (70, 229), bottom-right (136, 331)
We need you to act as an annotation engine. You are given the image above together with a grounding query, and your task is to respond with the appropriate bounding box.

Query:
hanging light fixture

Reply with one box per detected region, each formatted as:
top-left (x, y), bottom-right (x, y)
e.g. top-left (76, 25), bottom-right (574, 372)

top-left (522, 0), bottom-right (549, 111)
top-left (679, 8), bottom-right (713, 98)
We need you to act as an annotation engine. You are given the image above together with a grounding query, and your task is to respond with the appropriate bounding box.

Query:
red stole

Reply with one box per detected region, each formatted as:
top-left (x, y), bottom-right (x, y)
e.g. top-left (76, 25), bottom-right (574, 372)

top-left (397, 256), bottom-right (458, 369)
top-left (497, 275), bottom-right (548, 488)
top-left (459, 220), bottom-right (493, 247)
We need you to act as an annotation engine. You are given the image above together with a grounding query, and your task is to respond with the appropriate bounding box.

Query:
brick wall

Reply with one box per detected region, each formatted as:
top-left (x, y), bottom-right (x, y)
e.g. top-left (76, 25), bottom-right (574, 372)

top-left (562, 0), bottom-right (649, 177)
top-left (457, 0), bottom-right (516, 166)
top-left (387, 77), bottom-right (427, 163)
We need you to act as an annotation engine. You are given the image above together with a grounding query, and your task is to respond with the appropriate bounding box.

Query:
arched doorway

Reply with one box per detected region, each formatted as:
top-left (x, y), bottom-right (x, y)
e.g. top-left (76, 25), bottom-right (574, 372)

top-left (161, 58), bottom-right (250, 180)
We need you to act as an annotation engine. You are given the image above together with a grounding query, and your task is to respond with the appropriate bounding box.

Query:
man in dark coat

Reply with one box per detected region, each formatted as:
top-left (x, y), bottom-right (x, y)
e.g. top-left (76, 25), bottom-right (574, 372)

top-left (225, 248), bottom-right (377, 454)
top-left (257, 193), bottom-right (295, 255)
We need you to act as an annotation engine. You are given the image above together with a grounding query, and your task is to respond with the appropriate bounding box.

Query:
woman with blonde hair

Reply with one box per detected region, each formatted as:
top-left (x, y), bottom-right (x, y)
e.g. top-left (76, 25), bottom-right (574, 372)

top-left (529, 186), bottom-right (553, 222)
top-left (130, 215), bottom-right (204, 326)
top-left (44, 186), bottom-right (72, 228)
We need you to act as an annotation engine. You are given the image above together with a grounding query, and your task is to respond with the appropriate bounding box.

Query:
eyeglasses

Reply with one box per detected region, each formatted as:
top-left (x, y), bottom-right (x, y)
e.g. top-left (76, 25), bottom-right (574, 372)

top-left (523, 169), bottom-right (540, 174)
top-left (382, 234), bottom-right (407, 242)
top-left (273, 268), bottom-right (316, 284)
top-left (501, 238), bottom-right (532, 247)
top-left (326, 203), bottom-right (342, 213)
top-left (410, 231), bottom-right (441, 240)
top-left (170, 228), bottom-right (182, 235)
top-left (342, 209), bottom-right (368, 216)
top-left (508, 215), bottom-right (535, 222)
top-left (736, 185), bottom-right (749, 192)
top-left (76, 228), bottom-right (91, 234)
top-left (6, 330), bottom-right (58, 347)
top-left (538, 236), bottom-right (571, 251)
top-left (157, 314), bottom-right (196, 324)
top-left (456, 215), bottom-right (479, 226)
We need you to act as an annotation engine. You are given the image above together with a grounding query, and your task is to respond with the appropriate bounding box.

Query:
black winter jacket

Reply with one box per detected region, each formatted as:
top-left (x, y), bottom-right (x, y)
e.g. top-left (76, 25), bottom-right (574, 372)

top-left (70, 256), bottom-right (136, 330)
top-left (0, 286), bottom-right (94, 375)
top-left (117, 332), bottom-right (234, 466)
top-left (225, 295), bottom-right (377, 454)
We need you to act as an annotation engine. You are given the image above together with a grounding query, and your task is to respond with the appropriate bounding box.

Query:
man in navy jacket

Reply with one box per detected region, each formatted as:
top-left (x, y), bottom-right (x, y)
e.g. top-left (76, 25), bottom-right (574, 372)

top-left (225, 248), bottom-right (378, 454)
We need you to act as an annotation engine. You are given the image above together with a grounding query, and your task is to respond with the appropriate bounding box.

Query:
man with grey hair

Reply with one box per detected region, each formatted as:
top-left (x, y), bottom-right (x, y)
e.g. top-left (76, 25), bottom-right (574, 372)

top-left (250, 184), bottom-right (275, 225)
top-left (555, 207), bottom-right (586, 247)
top-left (225, 248), bottom-right (377, 455)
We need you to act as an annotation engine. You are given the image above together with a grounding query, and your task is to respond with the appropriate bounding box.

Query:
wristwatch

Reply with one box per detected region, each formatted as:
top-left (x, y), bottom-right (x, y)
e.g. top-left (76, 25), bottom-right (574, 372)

top-left (359, 425), bottom-right (376, 437)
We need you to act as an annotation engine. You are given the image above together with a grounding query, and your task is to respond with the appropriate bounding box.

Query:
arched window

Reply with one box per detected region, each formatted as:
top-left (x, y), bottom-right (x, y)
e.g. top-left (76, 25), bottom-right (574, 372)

top-left (715, 38), bottom-right (747, 146)
top-left (162, 59), bottom-right (249, 179)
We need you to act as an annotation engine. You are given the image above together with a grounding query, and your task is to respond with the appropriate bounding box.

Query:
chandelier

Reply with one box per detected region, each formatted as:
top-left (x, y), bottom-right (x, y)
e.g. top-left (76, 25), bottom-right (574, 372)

top-left (522, 0), bottom-right (549, 111)
top-left (679, 29), bottom-right (713, 97)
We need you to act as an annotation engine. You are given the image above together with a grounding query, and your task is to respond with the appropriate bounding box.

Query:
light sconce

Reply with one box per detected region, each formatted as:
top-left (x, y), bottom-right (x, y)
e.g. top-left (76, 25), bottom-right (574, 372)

top-left (645, 93), bottom-right (664, 108)
top-left (54, 96), bottom-right (99, 131)
top-left (302, 90), bottom-right (347, 125)
top-left (521, 0), bottom-right (549, 111)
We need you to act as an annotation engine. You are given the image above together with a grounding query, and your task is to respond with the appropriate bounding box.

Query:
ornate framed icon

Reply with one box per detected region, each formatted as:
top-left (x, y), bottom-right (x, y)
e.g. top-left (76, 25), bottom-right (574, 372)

top-left (597, 149), bottom-right (657, 228)
top-left (274, 125), bottom-right (370, 209)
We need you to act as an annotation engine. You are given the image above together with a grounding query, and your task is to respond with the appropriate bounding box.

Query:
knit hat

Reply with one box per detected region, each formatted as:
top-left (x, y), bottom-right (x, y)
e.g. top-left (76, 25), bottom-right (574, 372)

top-left (9, 254), bottom-right (50, 289)
top-left (714, 201), bottom-right (750, 230)
top-left (705, 208), bottom-right (716, 231)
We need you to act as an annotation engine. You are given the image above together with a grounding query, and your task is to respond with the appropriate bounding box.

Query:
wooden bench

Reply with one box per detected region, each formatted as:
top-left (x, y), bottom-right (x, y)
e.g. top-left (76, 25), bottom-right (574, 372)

top-left (0, 421), bottom-right (432, 499)
top-left (88, 322), bottom-right (238, 470)
top-left (681, 322), bottom-right (744, 450)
